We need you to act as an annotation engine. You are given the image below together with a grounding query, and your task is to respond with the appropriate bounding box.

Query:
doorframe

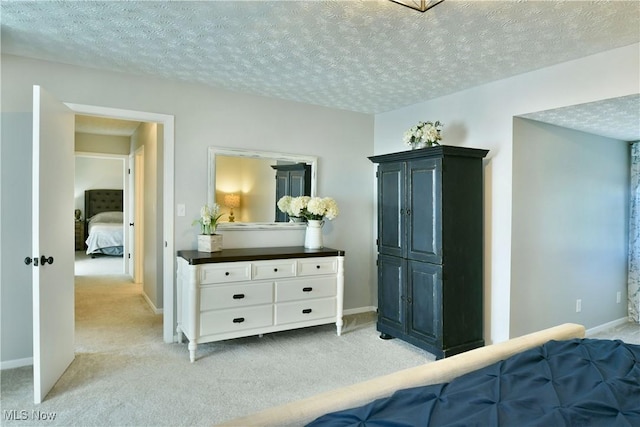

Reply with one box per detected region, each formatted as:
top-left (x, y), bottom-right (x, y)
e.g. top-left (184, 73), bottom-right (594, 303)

top-left (66, 102), bottom-right (175, 343)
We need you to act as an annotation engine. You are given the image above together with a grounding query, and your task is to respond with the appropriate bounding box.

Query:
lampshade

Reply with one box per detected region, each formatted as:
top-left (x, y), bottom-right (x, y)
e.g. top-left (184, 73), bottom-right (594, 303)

top-left (389, 0), bottom-right (444, 12)
top-left (224, 193), bottom-right (240, 208)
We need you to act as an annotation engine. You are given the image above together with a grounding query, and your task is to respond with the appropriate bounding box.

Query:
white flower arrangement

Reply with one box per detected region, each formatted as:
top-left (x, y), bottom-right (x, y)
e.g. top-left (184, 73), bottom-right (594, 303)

top-left (277, 196), bottom-right (339, 221)
top-left (403, 120), bottom-right (443, 147)
top-left (192, 203), bottom-right (224, 235)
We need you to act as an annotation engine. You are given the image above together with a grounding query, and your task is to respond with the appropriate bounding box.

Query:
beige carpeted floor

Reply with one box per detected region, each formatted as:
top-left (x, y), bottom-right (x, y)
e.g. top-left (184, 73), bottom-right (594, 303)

top-left (1, 255), bottom-right (436, 426)
top-left (2, 254), bottom-right (639, 426)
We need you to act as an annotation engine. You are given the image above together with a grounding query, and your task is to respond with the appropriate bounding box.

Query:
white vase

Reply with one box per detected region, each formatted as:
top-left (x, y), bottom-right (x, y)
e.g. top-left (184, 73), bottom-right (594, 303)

top-left (412, 140), bottom-right (428, 150)
top-left (304, 220), bottom-right (324, 249)
top-left (197, 234), bottom-right (223, 252)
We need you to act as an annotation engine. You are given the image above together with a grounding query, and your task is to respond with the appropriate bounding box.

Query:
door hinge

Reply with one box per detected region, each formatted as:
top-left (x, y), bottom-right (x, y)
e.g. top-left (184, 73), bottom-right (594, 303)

top-left (128, 253), bottom-right (131, 259)
top-left (128, 168), bottom-right (131, 174)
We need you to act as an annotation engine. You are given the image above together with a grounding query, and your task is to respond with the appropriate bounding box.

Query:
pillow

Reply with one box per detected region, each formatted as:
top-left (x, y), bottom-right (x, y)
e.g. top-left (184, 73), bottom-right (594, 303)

top-left (89, 211), bottom-right (123, 224)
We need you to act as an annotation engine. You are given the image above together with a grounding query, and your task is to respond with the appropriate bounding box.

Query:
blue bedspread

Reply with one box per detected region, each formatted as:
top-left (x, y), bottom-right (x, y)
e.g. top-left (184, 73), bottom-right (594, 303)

top-left (307, 339), bottom-right (640, 427)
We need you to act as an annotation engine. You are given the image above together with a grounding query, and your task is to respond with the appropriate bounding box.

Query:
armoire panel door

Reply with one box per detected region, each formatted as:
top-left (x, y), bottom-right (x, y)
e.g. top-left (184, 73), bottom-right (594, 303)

top-left (377, 254), bottom-right (406, 332)
top-left (289, 168), bottom-right (310, 197)
top-left (407, 260), bottom-right (442, 345)
top-left (378, 162), bottom-right (405, 258)
top-left (407, 158), bottom-right (442, 263)
top-left (274, 172), bottom-right (290, 222)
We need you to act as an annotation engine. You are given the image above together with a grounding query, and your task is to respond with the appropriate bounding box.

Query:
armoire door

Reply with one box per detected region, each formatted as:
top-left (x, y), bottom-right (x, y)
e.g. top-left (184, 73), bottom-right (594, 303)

top-left (377, 162), bottom-right (405, 258)
top-left (407, 260), bottom-right (442, 345)
top-left (406, 158), bottom-right (442, 263)
top-left (377, 254), bottom-right (406, 333)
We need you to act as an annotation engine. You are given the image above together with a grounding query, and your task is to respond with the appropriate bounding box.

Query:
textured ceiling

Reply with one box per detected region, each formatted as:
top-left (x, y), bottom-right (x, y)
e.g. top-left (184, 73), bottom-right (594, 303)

top-left (521, 95), bottom-right (640, 142)
top-left (1, 0), bottom-right (639, 140)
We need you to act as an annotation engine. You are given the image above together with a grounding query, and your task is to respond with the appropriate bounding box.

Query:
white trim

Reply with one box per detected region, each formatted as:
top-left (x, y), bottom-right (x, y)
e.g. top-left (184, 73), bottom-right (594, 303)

top-left (218, 222), bottom-right (307, 231)
top-left (1, 357), bottom-right (33, 370)
top-left (142, 291), bottom-right (164, 315)
top-left (585, 317), bottom-right (630, 337)
top-left (344, 306), bottom-right (377, 316)
top-left (74, 151), bottom-right (129, 159)
top-left (65, 102), bottom-right (175, 344)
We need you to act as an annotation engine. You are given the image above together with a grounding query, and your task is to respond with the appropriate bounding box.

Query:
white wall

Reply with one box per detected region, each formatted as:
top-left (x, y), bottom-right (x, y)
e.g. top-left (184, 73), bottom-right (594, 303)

top-left (1, 113), bottom-right (33, 365)
top-left (0, 54), bottom-right (374, 365)
top-left (75, 132), bottom-right (129, 155)
top-left (374, 43), bottom-right (639, 343)
top-left (74, 156), bottom-right (124, 215)
top-left (215, 156), bottom-right (275, 223)
top-left (511, 119), bottom-right (629, 336)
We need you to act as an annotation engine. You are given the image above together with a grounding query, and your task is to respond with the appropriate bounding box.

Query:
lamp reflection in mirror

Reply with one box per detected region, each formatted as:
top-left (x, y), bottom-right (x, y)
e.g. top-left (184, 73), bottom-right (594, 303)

top-left (224, 193), bottom-right (241, 223)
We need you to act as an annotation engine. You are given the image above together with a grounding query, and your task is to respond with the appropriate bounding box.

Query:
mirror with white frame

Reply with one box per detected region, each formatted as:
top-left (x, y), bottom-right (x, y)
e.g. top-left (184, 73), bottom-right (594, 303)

top-left (208, 147), bottom-right (317, 229)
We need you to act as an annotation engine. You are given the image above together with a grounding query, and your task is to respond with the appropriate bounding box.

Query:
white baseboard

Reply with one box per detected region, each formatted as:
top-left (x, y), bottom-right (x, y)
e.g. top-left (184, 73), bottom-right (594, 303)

top-left (1, 357), bottom-right (33, 370)
top-left (142, 292), bottom-right (163, 314)
top-left (344, 306), bottom-right (376, 316)
top-left (585, 317), bottom-right (630, 337)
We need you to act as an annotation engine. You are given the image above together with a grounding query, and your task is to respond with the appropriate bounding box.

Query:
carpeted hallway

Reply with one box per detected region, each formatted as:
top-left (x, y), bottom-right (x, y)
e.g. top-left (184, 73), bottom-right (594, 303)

top-left (1, 255), bottom-right (435, 426)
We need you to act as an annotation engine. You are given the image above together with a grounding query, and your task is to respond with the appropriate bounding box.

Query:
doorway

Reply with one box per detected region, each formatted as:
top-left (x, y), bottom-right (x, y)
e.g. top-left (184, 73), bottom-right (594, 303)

top-left (74, 154), bottom-right (128, 276)
top-left (65, 102), bottom-right (175, 343)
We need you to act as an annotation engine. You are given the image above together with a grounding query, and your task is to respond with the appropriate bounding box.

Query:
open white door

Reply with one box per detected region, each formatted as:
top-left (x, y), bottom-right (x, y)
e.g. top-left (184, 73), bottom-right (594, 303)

top-left (31, 85), bottom-right (75, 404)
top-left (127, 153), bottom-right (135, 278)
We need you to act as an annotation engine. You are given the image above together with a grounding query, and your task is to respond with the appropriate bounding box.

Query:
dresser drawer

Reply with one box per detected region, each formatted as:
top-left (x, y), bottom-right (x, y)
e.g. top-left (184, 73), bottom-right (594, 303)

top-left (275, 298), bottom-right (337, 325)
top-left (200, 305), bottom-right (272, 336)
top-left (252, 260), bottom-right (296, 280)
top-left (297, 258), bottom-right (337, 276)
top-left (275, 276), bottom-right (336, 302)
top-left (200, 263), bottom-right (252, 284)
top-left (200, 282), bottom-right (273, 310)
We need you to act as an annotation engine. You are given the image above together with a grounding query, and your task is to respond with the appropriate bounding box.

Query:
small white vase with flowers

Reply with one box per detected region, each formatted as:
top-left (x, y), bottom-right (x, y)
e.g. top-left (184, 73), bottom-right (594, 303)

top-left (193, 203), bottom-right (224, 252)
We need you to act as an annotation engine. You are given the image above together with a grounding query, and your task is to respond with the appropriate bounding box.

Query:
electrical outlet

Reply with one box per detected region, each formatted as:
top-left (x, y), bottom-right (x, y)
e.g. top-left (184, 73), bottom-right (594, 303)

top-left (616, 292), bottom-right (621, 304)
top-left (576, 299), bottom-right (582, 313)
top-left (177, 204), bottom-right (186, 217)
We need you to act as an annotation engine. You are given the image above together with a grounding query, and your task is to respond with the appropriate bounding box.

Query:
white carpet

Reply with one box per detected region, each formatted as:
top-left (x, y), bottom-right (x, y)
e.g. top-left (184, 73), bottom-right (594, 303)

top-left (1, 257), bottom-right (435, 426)
top-left (74, 252), bottom-right (125, 276)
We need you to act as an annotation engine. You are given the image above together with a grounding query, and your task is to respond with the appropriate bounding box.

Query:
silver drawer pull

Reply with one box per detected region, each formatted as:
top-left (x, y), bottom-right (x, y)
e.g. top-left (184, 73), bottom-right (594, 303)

top-left (302, 287), bottom-right (313, 292)
top-left (233, 317), bottom-right (245, 323)
top-left (302, 309), bottom-right (312, 314)
top-left (232, 294), bottom-right (245, 299)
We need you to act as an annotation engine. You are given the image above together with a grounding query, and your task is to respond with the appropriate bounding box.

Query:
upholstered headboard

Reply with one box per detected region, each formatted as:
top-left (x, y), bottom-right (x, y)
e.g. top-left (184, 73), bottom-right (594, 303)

top-left (84, 189), bottom-right (124, 234)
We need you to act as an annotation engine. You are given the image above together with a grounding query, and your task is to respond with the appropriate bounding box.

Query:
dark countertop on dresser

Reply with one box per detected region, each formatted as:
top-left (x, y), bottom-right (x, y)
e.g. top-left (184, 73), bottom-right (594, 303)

top-left (177, 246), bottom-right (345, 265)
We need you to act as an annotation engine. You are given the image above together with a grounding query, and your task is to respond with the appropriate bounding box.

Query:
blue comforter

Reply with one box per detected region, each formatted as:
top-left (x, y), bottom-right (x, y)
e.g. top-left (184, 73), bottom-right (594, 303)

top-left (307, 339), bottom-right (640, 427)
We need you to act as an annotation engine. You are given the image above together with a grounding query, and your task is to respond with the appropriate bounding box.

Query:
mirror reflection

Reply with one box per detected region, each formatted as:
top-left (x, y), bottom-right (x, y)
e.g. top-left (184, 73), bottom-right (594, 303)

top-left (208, 147), bottom-right (317, 226)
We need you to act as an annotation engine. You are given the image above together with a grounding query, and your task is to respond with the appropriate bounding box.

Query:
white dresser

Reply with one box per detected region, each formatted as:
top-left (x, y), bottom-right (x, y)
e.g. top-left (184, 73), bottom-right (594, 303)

top-left (176, 246), bottom-right (345, 362)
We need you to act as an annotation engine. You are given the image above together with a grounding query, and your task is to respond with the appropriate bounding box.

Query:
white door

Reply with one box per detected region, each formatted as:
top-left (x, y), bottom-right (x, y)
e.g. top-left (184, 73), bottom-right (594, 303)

top-left (31, 85), bottom-right (75, 404)
top-left (127, 153), bottom-right (135, 278)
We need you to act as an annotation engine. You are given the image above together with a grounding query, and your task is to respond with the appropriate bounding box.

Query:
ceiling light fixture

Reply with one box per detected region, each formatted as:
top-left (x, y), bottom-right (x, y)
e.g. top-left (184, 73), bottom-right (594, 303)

top-left (390, 0), bottom-right (444, 13)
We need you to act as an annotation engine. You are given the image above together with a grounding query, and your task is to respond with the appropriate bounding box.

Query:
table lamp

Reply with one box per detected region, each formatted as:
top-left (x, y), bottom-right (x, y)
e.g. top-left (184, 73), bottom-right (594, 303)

top-left (224, 194), bottom-right (241, 222)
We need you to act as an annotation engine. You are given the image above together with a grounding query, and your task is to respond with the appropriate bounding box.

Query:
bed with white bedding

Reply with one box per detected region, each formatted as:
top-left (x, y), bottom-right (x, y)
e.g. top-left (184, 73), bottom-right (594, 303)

top-left (84, 189), bottom-right (124, 257)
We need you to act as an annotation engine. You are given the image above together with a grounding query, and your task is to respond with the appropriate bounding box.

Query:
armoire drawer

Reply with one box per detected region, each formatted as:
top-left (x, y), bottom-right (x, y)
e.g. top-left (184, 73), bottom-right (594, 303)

top-left (200, 305), bottom-right (273, 336)
top-left (200, 263), bottom-right (252, 284)
top-left (252, 260), bottom-right (296, 280)
top-left (275, 276), bottom-right (336, 302)
top-left (297, 258), bottom-right (338, 276)
top-left (275, 298), bottom-right (337, 325)
top-left (200, 282), bottom-right (273, 311)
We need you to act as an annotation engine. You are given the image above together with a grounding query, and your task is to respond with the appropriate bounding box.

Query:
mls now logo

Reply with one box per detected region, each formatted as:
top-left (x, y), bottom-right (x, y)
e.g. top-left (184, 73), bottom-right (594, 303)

top-left (3, 410), bottom-right (57, 421)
